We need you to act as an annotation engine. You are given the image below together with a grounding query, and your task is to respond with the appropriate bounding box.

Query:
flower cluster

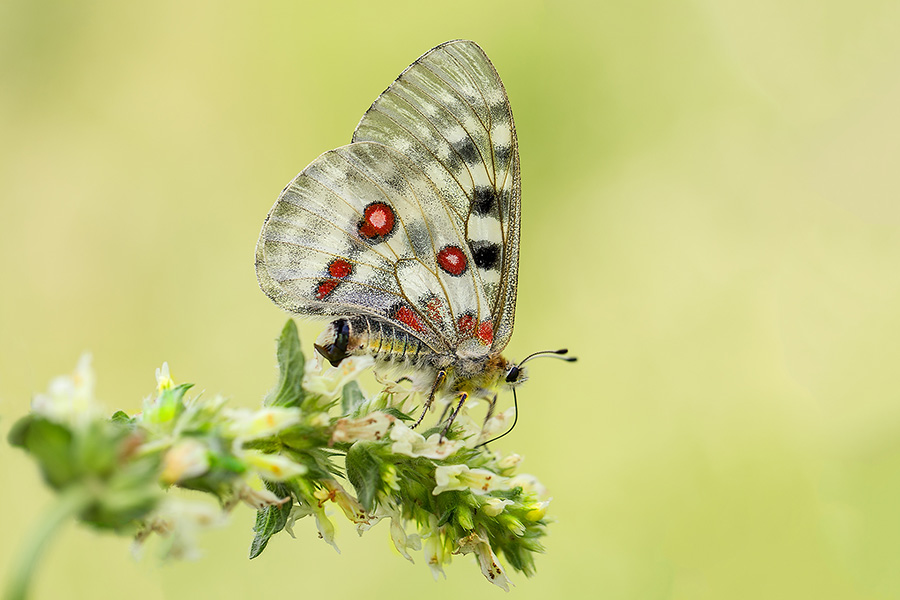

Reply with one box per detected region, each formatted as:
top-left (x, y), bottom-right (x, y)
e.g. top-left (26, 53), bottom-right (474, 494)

top-left (8, 321), bottom-right (552, 593)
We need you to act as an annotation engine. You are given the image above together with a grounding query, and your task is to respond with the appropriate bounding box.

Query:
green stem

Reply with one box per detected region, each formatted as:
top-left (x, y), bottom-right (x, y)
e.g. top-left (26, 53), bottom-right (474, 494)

top-left (4, 485), bottom-right (94, 600)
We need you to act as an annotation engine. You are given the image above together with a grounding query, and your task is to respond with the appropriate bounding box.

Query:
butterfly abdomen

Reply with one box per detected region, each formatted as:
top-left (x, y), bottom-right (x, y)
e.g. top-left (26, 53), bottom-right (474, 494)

top-left (314, 316), bottom-right (434, 369)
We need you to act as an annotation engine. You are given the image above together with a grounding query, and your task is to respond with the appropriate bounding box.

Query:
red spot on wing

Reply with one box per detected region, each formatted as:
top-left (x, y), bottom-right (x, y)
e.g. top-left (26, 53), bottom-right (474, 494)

top-left (425, 296), bottom-right (443, 323)
top-left (477, 320), bottom-right (494, 345)
top-left (437, 245), bottom-right (467, 276)
top-left (358, 202), bottom-right (396, 240)
top-left (457, 313), bottom-right (476, 336)
top-left (328, 258), bottom-right (352, 279)
top-left (315, 279), bottom-right (339, 300)
top-left (392, 304), bottom-right (426, 333)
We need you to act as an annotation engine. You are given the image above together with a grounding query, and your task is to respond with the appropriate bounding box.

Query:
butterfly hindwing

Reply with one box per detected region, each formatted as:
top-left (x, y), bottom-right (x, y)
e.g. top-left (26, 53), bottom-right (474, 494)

top-left (257, 40), bottom-right (520, 357)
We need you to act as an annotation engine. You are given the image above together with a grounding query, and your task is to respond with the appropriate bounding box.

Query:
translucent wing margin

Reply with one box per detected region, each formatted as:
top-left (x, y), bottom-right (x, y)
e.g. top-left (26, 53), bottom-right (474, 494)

top-left (353, 40), bottom-right (520, 352)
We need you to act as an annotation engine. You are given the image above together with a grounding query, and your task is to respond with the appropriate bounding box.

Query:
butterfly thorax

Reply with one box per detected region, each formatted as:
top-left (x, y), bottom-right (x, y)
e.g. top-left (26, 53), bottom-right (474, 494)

top-left (315, 316), bottom-right (516, 395)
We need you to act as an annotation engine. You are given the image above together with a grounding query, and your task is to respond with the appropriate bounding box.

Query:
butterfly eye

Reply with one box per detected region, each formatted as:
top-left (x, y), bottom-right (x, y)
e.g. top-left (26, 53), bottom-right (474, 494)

top-left (505, 365), bottom-right (520, 383)
top-left (314, 318), bottom-right (351, 367)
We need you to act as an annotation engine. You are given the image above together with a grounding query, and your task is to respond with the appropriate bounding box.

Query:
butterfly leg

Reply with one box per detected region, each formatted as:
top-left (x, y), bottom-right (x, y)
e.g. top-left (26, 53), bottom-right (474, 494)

top-left (410, 369), bottom-right (446, 430)
top-left (440, 392), bottom-right (468, 441)
top-left (476, 394), bottom-right (499, 446)
top-left (437, 398), bottom-right (454, 424)
top-left (482, 394), bottom-right (498, 427)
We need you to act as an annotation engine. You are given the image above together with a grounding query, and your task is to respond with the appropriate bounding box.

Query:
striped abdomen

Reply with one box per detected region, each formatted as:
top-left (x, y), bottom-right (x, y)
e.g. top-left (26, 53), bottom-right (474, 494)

top-left (314, 316), bottom-right (437, 368)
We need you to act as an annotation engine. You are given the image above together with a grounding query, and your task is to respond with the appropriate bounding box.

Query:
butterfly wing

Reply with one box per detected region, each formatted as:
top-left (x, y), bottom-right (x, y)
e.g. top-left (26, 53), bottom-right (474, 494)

top-left (257, 141), bottom-right (496, 354)
top-left (353, 40), bottom-right (520, 353)
top-left (256, 40), bottom-right (520, 356)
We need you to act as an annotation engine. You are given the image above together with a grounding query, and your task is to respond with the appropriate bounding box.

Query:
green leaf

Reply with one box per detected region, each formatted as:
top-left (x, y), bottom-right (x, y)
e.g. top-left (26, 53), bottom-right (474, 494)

top-left (109, 411), bottom-right (134, 426)
top-left (143, 383), bottom-right (193, 425)
top-left (265, 320), bottom-right (306, 408)
top-left (81, 453), bottom-right (162, 529)
top-left (75, 421), bottom-right (124, 476)
top-left (345, 441), bottom-right (382, 511)
top-left (381, 407), bottom-right (412, 421)
top-left (7, 415), bottom-right (35, 448)
top-left (341, 381), bottom-right (366, 415)
top-left (279, 423), bottom-right (331, 451)
top-left (18, 418), bottom-right (78, 489)
top-left (249, 481), bottom-right (293, 559)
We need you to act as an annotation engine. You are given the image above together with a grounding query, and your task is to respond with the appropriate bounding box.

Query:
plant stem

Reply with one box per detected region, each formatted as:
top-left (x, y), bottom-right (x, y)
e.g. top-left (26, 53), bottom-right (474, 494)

top-left (4, 485), bottom-right (94, 600)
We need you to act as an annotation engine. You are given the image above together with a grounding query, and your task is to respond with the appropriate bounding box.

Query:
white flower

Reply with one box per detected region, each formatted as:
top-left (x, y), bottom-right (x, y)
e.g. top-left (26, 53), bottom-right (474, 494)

top-left (287, 503), bottom-right (339, 553)
top-left (475, 406), bottom-right (517, 444)
top-left (303, 355), bottom-right (374, 398)
top-left (160, 439), bottom-right (210, 484)
top-left (224, 406), bottom-right (301, 440)
top-left (523, 499), bottom-right (552, 522)
top-left (455, 530), bottom-right (512, 591)
top-left (389, 516), bottom-right (421, 563)
top-left (389, 421), bottom-right (463, 459)
top-left (481, 497), bottom-right (514, 517)
top-left (433, 464), bottom-right (507, 496)
top-left (497, 453), bottom-right (522, 471)
top-left (313, 480), bottom-right (369, 525)
top-left (506, 473), bottom-right (547, 497)
top-left (473, 537), bottom-right (512, 591)
top-left (31, 354), bottom-right (101, 428)
top-left (241, 450), bottom-right (307, 481)
top-left (422, 517), bottom-right (451, 580)
top-left (330, 411), bottom-right (395, 444)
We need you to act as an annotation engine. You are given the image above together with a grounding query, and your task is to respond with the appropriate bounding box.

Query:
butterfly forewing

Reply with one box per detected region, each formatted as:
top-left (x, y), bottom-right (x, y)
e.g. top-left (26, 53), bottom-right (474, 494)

top-left (257, 40), bottom-right (520, 361)
top-left (353, 40), bottom-right (520, 351)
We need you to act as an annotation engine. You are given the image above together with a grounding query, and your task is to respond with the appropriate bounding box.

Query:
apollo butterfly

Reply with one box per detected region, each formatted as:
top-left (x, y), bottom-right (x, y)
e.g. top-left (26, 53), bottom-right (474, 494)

top-left (255, 40), bottom-right (573, 439)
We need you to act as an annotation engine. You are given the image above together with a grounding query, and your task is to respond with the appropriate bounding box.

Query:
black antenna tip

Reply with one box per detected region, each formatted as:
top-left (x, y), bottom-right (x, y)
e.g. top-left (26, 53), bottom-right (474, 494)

top-left (552, 349), bottom-right (577, 362)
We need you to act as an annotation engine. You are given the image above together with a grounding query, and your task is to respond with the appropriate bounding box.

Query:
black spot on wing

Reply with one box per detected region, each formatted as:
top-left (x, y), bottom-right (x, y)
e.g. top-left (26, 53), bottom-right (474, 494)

top-left (453, 137), bottom-right (480, 165)
top-left (472, 187), bottom-right (497, 216)
top-left (385, 175), bottom-right (405, 192)
top-left (489, 102), bottom-right (510, 123)
top-left (468, 240), bottom-right (501, 270)
top-left (495, 144), bottom-right (511, 167)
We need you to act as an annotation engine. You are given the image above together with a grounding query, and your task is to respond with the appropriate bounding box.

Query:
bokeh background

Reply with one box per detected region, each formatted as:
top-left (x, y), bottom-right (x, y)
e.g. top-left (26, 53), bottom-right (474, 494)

top-left (2, 1), bottom-right (900, 598)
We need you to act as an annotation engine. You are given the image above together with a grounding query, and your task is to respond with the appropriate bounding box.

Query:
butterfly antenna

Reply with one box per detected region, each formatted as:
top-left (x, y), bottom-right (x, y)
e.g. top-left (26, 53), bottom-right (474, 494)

top-left (518, 348), bottom-right (577, 367)
top-left (480, 348), bottom-right (576, 448)
top-left (475, 387), bottom-right (519, 448)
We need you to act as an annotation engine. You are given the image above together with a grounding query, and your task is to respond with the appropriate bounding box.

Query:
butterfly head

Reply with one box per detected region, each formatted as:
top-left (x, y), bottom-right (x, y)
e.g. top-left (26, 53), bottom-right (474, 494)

top-left (504, 363), bottom-right (527, 385)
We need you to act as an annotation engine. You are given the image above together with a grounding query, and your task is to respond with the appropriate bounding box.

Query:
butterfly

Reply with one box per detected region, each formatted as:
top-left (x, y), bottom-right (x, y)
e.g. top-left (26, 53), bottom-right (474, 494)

top-left (255, 40), bottom-right (573, 439)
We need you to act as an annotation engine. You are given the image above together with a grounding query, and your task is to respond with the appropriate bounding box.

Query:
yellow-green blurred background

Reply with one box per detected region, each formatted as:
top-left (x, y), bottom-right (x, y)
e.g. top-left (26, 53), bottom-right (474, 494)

top-left (2, 0), bottom-right (900, 598)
